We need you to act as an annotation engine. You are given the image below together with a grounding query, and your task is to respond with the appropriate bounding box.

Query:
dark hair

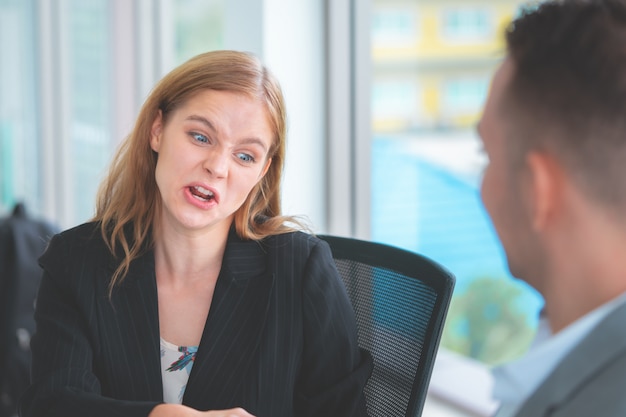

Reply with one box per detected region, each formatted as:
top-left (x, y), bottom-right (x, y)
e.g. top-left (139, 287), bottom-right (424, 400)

top-left (503, 0), bottom-right (626, 204)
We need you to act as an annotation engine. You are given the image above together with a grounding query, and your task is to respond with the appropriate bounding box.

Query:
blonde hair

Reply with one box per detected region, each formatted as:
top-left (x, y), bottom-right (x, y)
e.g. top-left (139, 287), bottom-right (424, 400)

top-left (94, 50), bottom-right (300, 292)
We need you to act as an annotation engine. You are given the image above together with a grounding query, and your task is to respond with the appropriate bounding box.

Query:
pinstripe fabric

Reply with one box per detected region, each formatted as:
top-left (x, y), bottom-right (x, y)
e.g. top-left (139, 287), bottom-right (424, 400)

top-left (19, 222), bottom-right (372, 417)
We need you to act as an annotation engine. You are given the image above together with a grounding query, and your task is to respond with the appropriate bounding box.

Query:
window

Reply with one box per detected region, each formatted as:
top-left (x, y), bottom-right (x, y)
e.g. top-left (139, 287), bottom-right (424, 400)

top-left (369, 0), bottom-right (543, 369)
top-left (173, 0), bottom-right (224, 64)
top-left (372, 79), bottom-right (420, 119)
top-left (0, 0), bottom-right (226, 227)
top-left (0, 0), bottom-right (118, 224)
top-left (372, 7), bottom-right (417, 46)
top-left (443, 78), bottom-right (490, 112)
top-left (66, 0), bottom-right (113, 223)
top-left (442, 8), bottom-right (493, 42)
top-left (0, 0), bottom-right (40, 217)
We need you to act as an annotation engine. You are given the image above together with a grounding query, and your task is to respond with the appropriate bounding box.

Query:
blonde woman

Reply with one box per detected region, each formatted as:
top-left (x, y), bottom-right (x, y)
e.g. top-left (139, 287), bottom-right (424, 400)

top-left (20, 51), bottom-right (372, 417)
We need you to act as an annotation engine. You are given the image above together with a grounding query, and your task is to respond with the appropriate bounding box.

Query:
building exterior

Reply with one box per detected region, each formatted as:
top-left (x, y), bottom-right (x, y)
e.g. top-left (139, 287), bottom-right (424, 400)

top-left (372, 0), bottom-right (525, 133)
top-left (369, 0), bottom-right (542, 369)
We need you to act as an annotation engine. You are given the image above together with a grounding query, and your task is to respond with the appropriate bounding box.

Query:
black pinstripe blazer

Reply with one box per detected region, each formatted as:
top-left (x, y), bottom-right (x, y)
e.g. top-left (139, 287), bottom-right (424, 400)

top-left (19, 222), bottom-right (372, 417)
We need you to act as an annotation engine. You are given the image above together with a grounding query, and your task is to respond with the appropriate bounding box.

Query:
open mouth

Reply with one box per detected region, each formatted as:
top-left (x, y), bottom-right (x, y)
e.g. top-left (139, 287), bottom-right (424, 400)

top-left (189, 186), bottom-right (215, 202)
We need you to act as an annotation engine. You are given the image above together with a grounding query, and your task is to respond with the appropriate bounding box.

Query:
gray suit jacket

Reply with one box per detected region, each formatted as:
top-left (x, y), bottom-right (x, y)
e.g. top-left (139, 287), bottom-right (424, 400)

top-left (512, 299), bottom-right (626, 417)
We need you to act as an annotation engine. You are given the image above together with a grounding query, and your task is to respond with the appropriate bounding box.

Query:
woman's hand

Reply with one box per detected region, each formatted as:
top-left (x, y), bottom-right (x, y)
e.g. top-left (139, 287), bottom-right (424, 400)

top-left (149, 404), bottom-right (255, 417)
top-left (203, 409), bottom-right (255, 417)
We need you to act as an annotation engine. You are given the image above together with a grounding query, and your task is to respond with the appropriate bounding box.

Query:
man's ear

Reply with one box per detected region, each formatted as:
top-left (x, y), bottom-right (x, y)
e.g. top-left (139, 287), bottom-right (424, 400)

top-left (525, 151), bottom-right (562, 231)
top-left (150, 110), bottom-right (163, 152)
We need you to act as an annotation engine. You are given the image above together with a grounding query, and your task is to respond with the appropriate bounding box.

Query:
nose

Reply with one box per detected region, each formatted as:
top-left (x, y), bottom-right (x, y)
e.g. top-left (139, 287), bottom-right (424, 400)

top-left (203, 148), bottom-right (228, 178)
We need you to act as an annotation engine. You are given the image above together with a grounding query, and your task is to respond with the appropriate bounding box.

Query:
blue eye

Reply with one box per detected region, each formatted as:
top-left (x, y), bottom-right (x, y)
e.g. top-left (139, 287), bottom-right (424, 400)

top-left (236, 153), bottom-right (255, 163)
top-left (191, 132), bottom-right (209, 143)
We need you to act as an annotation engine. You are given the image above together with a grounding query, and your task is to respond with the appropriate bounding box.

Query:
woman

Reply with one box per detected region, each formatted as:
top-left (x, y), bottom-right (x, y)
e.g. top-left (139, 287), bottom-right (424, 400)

top-left (19, 50), bottom-right (372, 417)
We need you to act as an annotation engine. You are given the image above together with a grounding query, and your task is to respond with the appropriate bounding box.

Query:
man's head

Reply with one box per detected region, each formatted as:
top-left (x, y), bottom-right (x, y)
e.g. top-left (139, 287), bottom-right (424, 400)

top-left (502, 0), bottom-right (626, 204)
top-left (479, 0), bottom-right (626, 290)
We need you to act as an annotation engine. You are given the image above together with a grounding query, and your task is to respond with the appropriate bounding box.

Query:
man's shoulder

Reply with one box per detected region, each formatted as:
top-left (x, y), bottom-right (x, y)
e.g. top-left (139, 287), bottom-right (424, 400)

top-left (543, 349), bottom-right (626, 417)
top-left (517, 300), bottom-right (626, 417)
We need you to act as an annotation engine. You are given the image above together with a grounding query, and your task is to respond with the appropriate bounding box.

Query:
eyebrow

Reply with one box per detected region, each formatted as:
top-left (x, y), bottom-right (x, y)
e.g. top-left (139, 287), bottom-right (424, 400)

top-left (186, 115), bottom-right (218, 135)
top-left (185, 114), bottom-right (269, 152)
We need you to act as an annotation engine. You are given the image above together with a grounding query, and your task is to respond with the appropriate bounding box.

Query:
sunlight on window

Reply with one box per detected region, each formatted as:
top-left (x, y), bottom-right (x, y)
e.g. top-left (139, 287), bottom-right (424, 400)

top-left (174, 0), bottom-right (224, 64)
top-left (441, 8), bottom-right (494, 42)
top-left (372, 80), bottom-right (420, 118)
top-left (0, 0), bottom-right (40, 217)
top-left (373, 7), bottom-right (418, 46)
top-left (370, 0), bottom-right (543, 367)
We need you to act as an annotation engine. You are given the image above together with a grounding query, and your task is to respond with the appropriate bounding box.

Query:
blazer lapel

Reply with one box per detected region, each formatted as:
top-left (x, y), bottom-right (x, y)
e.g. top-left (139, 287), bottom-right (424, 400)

top-left (108, 249), bottom-right (163, 401)
top-left (515, 300), bottom-right (626, 417)
top-left (183, 231), bottom-right (275, 409)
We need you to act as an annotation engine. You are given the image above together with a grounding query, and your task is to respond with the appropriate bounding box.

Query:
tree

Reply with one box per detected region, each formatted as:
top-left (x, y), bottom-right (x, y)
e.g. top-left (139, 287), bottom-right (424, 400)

top-left (441, 276), bottom-right (538, 365)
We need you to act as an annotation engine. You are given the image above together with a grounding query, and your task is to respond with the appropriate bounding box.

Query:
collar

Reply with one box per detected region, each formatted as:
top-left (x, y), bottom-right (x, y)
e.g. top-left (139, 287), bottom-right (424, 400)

top-left (492, 292), bottom-right (626, 412)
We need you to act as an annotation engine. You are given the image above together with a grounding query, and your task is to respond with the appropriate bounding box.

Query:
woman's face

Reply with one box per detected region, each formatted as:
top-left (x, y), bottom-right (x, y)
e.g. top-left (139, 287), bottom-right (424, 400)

top-left (150, 89), bottom-right (273, 235)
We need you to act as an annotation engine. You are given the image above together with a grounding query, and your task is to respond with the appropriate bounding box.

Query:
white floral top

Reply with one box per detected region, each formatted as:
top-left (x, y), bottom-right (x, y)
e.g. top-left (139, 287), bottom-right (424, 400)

top-left (160, 338), bottom-right (198, 404)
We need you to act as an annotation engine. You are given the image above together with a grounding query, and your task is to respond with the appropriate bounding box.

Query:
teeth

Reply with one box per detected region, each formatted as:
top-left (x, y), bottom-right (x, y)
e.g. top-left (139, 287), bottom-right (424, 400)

top-left (194, 186), bottom-right (214, 197)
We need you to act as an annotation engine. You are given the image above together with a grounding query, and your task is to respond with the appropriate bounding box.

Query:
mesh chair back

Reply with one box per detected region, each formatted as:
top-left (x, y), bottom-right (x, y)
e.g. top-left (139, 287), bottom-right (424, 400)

top-left (318, 235), bottom-right (455, 417)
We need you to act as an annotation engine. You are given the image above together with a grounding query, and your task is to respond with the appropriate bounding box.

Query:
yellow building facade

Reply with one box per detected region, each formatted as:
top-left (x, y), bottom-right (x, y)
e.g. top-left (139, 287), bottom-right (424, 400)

top-left (372, 0), bottom-right (527, 133)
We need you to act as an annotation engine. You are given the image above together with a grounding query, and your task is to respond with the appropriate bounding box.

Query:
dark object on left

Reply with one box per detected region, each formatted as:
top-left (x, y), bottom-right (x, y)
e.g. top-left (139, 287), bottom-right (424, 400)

top-left (0, 203), bottom-right (58, 417)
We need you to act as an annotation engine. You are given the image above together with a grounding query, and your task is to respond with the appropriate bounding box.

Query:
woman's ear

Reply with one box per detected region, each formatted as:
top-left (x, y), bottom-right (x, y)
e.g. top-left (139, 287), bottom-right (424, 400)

top-left (150, 110), bottom-right (164, 152)
top-left (260, 158), bottom-right (272, 178)
top-left (525, 151), bottom-right (562, 231)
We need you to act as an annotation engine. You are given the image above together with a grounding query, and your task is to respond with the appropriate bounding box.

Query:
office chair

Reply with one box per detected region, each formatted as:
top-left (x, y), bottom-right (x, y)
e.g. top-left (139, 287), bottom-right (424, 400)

top-left (318, 235), bottom-right (455, 417)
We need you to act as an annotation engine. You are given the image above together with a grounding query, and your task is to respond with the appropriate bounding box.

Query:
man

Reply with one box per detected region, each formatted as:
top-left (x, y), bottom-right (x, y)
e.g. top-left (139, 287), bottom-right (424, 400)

top-left (477, 0), bottom-right (626, 416)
